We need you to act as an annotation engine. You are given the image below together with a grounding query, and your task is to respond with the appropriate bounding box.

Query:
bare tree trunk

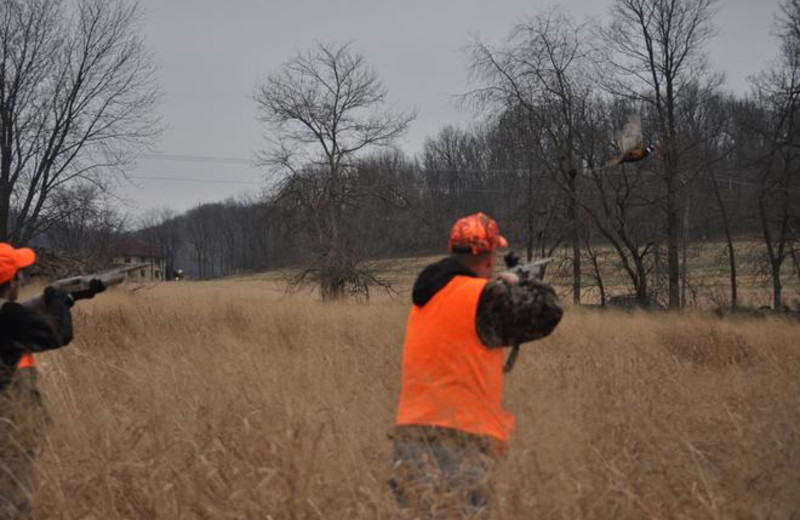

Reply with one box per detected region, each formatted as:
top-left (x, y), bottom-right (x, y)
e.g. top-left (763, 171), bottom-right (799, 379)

top-left (727, 238), bottom-right (739, 309)
top-left (326, 159), bottom-right (340, 296)
top-left (568, 168), bottom-right (581, 304)
top-left (681, 203), bottom-right (690, 309)
top-left (758, 155), bottom-right (791, 311)
top-left (760, 196), bottom-right (786, 311)
top-left (525, 168), bottom-right (535, 262)
top-left (634, 254), bottom-right (649, 306)
top-left (666, 157), bottom-right (681, 310)
top-left (585, 240), bottom-right (606, 306)
top-left (0, 182), bottom-right (10, 241)
top-left (772, 261), bottom-right (783, 310)
top-left (709, 167), bottom-right (738, 308)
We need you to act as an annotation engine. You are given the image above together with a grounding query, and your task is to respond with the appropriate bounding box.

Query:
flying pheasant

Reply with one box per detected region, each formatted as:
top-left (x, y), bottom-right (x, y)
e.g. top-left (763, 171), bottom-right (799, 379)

top-left (606, 114), bottom-right (657, 167)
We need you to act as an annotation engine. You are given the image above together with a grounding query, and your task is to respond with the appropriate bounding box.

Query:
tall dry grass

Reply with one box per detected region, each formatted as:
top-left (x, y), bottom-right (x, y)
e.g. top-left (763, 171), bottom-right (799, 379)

top-left (21, 280), bottom-right (800, 519)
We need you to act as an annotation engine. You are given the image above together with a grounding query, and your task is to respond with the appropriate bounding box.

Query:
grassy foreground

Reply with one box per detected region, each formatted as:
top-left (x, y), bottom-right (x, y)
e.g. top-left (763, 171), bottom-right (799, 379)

top-left (25, 280), bottom-right (800, 519)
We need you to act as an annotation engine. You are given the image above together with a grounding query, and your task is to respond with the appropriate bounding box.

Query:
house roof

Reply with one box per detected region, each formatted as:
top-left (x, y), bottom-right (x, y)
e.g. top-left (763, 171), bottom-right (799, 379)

top-left (115, 238), bottom-right (160, 258)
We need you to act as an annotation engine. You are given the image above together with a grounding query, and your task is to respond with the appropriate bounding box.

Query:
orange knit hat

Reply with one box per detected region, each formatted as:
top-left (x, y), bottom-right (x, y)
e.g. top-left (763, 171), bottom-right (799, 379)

top-left (0, 243), bottom-right (36, 285)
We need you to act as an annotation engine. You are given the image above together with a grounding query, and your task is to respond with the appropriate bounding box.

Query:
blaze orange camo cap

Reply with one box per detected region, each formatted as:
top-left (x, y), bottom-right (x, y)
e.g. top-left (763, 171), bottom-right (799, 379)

top-left (0, 243), bottom-right (36, 285)
top-left (448, 212), bottom-right (508, 255)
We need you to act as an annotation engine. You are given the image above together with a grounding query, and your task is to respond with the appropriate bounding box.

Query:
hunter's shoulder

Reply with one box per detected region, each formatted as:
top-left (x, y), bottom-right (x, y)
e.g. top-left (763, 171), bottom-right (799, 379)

top-left (480, 277), bottom-right (562, 307)
top-left (476, 278), bottom-right (564, 347)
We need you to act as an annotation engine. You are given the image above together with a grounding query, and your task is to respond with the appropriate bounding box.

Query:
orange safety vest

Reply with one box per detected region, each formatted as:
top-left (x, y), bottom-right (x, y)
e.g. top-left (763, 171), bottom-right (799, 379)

top-left (395, 275), bottom-right (515, 443)
top-left (17, 352), bottom-right (36, 369)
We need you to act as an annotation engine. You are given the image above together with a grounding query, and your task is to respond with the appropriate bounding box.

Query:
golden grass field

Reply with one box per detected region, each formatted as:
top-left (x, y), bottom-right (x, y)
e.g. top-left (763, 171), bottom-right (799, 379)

top-left (18, 277), bottom-right (800, 519)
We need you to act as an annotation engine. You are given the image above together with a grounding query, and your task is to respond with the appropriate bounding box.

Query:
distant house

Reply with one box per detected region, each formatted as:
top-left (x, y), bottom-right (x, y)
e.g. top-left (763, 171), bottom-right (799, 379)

top-left (112, 238), bottom-right (166, 282)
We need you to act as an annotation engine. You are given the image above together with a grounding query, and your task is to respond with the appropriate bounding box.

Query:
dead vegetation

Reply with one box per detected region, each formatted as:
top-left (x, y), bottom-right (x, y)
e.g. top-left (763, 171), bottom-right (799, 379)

top-left (19, 281), bottom-right (800, 519)
top-left (25, 249), bottom-right (108, 281)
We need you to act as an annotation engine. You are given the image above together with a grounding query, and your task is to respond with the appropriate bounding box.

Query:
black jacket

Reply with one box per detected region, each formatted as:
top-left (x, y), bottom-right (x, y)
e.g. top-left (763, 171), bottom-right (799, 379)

top-left (0, 293), bottom-right (73, 391)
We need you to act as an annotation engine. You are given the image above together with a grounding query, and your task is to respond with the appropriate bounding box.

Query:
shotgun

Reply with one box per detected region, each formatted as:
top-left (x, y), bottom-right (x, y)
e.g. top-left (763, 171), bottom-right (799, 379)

top-left (502, 252), bottom-right (552, 373)
top-left (21, 263), bottom-right (147, 310)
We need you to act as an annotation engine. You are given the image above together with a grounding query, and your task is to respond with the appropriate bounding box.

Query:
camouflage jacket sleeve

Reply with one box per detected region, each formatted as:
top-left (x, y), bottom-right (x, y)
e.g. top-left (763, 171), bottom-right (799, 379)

top-left (475, 278), bottom-right (563, 348)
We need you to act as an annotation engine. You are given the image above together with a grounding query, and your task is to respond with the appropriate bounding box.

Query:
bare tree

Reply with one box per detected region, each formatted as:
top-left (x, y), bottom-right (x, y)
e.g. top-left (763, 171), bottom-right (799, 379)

top-left (583, 161), bottom-right (660, 305)
top-left (0, 0), bottom-right (159, 245)
top-left (138, 208), bottom-right (183, 280)
top-left (583, 236), bottom-right (609, 306)
top-left (350, 149), bottom-right (437, 256)
top-left (421, 124), bottom-right (497, 230)
top-left (184, 203), bottom-right (228, 280)
top-left (485, 108), bottom-right (565, 264)
top-left (44, 182), bottom-right (125, 264)
top-left (748, 0), bottom-right (800, 309)
top-left (708, 163), bottom-right (739, 307)
top-left (466, 8), bottom-right (592, 304)
top-left (255, 41), bottom-right (414, 299)
top-left (576, 98), bottom-right (663, 306)
top-left (600, 0), bottom-right (719, 309)
top-left (685, 92), bottom-right (741, 309)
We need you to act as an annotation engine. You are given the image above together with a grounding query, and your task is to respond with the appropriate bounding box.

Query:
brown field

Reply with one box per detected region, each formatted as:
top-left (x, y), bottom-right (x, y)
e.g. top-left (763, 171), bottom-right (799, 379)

top-left (20, 278), bottom-right (800, 519)
top-left (241, 241), bottom-right (800, 309)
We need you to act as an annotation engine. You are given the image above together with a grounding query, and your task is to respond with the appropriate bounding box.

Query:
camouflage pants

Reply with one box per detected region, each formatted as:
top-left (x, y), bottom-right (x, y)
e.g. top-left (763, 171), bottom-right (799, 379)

top-left (389, 434), bottom-right (494, 520)
top-left (0, 368), bottom-right (46, 520)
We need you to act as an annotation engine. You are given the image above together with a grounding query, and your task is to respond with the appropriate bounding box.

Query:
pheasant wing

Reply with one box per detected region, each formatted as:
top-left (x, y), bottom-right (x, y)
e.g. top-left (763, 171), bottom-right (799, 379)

top-left (615, 113), bottom-right (644, 153)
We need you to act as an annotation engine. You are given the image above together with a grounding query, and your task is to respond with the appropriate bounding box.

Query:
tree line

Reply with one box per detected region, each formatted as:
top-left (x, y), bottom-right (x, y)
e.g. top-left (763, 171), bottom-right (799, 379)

top-left (2, 0), bottom-right (799, 309)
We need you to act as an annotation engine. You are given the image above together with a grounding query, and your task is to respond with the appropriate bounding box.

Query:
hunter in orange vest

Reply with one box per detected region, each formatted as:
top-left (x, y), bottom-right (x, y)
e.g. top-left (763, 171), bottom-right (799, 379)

top-left (0, 244), bottom-right (74, 519)
top-left (390, 212), bottom-right (563, 518)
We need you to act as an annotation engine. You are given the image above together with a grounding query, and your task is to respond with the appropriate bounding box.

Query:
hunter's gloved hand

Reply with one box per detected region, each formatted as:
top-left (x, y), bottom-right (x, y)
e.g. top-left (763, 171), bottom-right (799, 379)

top-left (495, 271), bottom-right (520, 285)
top-left (71, 279), bottom-right (106, 301)
top-left (43, 287), bottom-right (74, 345)
top-left (44, 286), bottom-right (74, 309)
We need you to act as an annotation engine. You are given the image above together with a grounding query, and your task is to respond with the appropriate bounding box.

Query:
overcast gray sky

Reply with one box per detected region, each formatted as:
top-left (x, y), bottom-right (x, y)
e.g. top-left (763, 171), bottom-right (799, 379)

top-left (122, 0), bottom-right (782, 220)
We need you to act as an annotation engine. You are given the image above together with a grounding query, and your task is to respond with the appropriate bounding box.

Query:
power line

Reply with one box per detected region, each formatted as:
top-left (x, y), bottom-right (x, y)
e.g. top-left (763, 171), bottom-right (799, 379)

top-left (592, 168), bottom-right (800, 194)
top-left (131, 154), bottom-right (800, 194)
top-left (128, 175), bottom-right (261, 185)
top-left (138, 153), bottom-right (254, 165)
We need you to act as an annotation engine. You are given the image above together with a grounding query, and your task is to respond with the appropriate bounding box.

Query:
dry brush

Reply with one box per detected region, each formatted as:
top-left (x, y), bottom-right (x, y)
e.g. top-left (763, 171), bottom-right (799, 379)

top-left (21, 281), bottom-right (800, 519)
